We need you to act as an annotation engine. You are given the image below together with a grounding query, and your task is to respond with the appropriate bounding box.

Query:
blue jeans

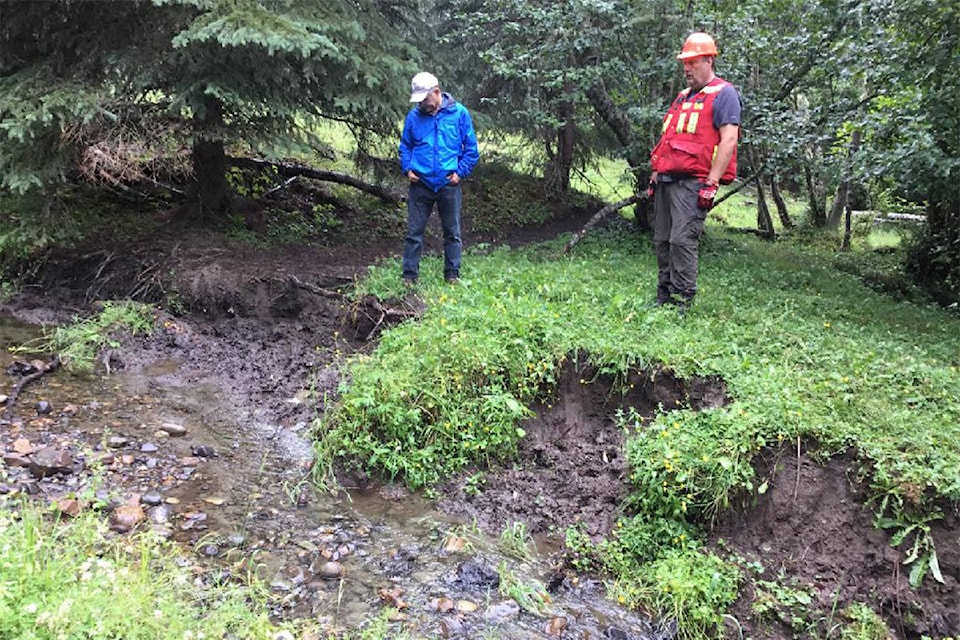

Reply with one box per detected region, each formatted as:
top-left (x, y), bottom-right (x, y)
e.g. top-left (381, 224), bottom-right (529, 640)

top-left (402, 182), bottom-right (462, 280)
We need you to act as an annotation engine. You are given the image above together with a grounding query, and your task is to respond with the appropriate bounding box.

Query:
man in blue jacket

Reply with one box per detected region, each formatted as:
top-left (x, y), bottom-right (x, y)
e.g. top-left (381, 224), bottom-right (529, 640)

top-left (399, 71), bottom-right (480, 286)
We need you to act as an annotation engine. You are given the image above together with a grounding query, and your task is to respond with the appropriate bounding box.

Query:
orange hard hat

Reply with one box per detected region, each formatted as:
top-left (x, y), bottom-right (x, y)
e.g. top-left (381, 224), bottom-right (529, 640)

top-left (677, 32), bottom-right (718, 60)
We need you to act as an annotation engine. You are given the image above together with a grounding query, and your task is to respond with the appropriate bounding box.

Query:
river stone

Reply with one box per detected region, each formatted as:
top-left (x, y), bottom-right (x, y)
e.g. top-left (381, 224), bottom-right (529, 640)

top-left (107, 436), bottom-right (130, 448)
top-left (317, 561), bottom-right (344, 580)
top-left (191, 444), bottom-right (216, 457)
top-left (141, 490), bottom-right (163, 506)
top-left (36, 401), bottom-right (52, 415)
top-left (109, 504), bottom-right (145, 532)
top-left (199, 544), bottom-right (220, 558)
top-left (28, 447), bottom-right (74, 477)
top-left (0, 394), bottom-right (7, 405)
top-left (438, 618), bottom-right (464, 638)
top-left (454, 557), bottom-right (500, 589)
top-left (159, 422), bottom-right (187, 437)
top-left (3, 453), bottom-right (31, 468)
top-left (140, 442), bottom-right (158, 453)
top-left (13, 438), bottom-right (34, 454)
top-left (147, 505), bottom-right (172, 524)
top-left (484, 600), bottom-right (520, 622)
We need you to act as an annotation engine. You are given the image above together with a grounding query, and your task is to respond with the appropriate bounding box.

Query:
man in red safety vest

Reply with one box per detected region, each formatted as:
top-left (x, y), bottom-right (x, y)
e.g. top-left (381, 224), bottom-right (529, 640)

top-left (648, 32), bottom-right (742, 310)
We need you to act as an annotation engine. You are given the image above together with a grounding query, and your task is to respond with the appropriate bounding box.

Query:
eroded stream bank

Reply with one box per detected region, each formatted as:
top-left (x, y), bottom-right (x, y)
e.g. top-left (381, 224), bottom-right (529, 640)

top-left (0, 317), bottom-right (675, 639)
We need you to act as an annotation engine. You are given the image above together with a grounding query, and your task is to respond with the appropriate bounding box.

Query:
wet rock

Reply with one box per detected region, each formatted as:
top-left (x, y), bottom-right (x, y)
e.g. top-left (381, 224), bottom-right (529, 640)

top-left (36, 400), bottom-right (52, 415)
top-left (385, 544), bottom-right (419, 577)
top-left (109, 504), bottom-right (145, 532)
top-left (52, 497), bottom-right (81, 517)
top-left (147, 505), bottom-right (172, 524)
top-left (545, 616), bottom-right (569, 636)
top-left (151, 525), bottom-right (173, 539)
top-left (378, 587), bottom-right (407, 609)
top-left (438, 617), bottom-right (464, 638)
top-left (28, 447), bottom-right (75, 477)
top-left (191, 444), bottom-right (216, 457)
top-left (455, 600), bottom-right (478, 613)
top-left (270, 577), bottom-right (293, 592)
top-left (484, 599), bottom-right (520, 622)
top-left (91, 451), bottom-right (115, 466)
top-left (316, 561), bottom-right (344, 580)
top-left (454, 557), bottom-right (500, 589)
top-left (13, 438), bottom-right (34, 454)
top-left (199, 544), bottom-right (220, 557)
top-left (432, 597), bottom-right (455, 613)
top-left (107, 436), bottom-right (131, 449)
top-left (3, 453), bottom-right (31, 468)
top-left (141, 491), bottom-right (164, 506)
top-left (605, 627), bottom-right (629, 640)
top-left (159, 422), bottom-right (187, 437)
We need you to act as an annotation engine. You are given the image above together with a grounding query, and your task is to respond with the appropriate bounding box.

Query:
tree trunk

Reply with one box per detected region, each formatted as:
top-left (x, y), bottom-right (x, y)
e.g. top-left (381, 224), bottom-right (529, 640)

top-left (748, 145), bottom-right (775, 239)
top-left (827, 128), bottom-right (862, 229)
top-left (585, 81), bottom-right (653, 231)
top-left (755, 177), bottom-right (775, 240)
top-left (190, 95), bottom-right (231, 220)
top-left (555, 98), bottom-right (575, 194)
top-left (769, 176), bottom-right (794, 229)
top-left (841, 196), bottom-right (853, 251)
top-left (804, 164), bottom-right (826, 227)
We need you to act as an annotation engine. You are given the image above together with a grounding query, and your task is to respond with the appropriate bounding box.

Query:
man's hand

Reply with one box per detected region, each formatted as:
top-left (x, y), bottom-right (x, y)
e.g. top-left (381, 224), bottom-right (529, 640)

top-left (646, 179), bottom-right (656, 199)
top-left (447, 172), bottom-right (460, 186)
top-left (407, 170), bottom-right (420, 183)
top-left (698, 180), bottom-right (718, 210)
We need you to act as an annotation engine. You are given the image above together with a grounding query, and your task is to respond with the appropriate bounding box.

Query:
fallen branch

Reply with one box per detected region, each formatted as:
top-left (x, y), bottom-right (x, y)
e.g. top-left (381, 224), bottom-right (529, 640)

top-left (564, 193), bottom-right (643, 253)
top-left (3, 357), bottom-right (60, 419)
top-left (229, 157), bottom-right (403, 206)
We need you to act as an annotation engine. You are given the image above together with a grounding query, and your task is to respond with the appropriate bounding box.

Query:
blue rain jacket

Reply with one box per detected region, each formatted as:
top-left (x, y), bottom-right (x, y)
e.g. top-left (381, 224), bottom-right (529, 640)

top-left (399, 93), bottom-right (479, 192)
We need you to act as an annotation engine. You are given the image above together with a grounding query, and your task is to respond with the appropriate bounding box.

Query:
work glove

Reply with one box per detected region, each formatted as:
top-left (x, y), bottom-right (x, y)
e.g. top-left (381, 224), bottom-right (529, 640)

top-left (697, 179), bottom-right (718, 210)
top-left (646, 179), bottom-right (656, 199)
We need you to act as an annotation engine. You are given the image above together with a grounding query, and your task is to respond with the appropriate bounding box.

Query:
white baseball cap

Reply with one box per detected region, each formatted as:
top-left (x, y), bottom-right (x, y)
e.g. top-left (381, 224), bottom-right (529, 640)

top-left (409, 71), bottom-right (439, 102)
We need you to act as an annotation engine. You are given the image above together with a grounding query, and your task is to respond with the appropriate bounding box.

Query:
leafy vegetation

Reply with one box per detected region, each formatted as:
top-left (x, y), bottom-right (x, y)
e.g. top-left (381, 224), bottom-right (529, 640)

top-left (0, 501), bottom-right (294, 640)
top-left (14, 301), bottom-right (156, 372)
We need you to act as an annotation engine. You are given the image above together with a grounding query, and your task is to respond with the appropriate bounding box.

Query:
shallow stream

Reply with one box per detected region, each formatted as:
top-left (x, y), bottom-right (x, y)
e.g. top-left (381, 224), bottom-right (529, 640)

top-left (0, 318), bottom-right (667, 639)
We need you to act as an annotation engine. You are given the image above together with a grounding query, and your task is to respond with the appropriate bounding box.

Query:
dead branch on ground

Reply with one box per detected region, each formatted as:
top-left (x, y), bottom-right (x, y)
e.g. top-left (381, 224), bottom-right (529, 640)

top-left (229, 157), bottom-right (403, 206)
top-left (3, 357), bottom-right (60, 420)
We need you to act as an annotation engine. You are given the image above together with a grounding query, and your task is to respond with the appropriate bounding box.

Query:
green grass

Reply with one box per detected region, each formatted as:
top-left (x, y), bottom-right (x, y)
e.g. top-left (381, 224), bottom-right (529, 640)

top-left (13, 300), bottom-right (157, 373)
top-left (0, 502), bottom-right (294, 640)
top-left (317, 225), bottom-right (960, 636)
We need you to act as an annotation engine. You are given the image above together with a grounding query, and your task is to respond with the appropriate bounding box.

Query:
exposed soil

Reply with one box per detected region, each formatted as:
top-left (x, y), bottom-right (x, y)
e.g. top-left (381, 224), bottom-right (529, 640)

top-left (1, 190), bottom-right (958, 638)
top-left (713, 450), bottom-right (960, 638)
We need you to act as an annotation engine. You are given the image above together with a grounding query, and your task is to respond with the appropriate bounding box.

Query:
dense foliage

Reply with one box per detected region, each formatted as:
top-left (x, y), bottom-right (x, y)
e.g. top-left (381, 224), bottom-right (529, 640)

top-left (0, 0), bottom-right (414, 212)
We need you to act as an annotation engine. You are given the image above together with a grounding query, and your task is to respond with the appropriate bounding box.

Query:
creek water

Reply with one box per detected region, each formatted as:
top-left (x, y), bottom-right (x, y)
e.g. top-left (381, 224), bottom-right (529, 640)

top-left (1, 318), bottom-right (667, 639)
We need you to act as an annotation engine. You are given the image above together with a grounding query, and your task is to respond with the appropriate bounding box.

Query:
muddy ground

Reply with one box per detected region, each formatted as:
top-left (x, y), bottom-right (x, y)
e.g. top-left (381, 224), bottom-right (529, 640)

top-left (1, 196), bottom-right (957, 638)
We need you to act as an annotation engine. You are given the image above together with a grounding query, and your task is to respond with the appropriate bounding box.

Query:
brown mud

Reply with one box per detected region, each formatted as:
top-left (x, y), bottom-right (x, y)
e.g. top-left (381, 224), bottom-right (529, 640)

top-left (1, 199), bottom-right (958, 638)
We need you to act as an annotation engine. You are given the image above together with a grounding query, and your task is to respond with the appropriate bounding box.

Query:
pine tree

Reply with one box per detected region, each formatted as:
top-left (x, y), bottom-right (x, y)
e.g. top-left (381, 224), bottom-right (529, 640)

top-left (0, 0), bottom-right (416, 218)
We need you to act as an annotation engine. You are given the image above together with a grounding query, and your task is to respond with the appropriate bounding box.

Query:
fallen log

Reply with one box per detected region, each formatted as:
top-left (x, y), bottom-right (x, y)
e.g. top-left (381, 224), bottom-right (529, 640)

top-left (229, 157), bottom-right (403, 206)
top-left (564, 193), bottom-right (643, 253)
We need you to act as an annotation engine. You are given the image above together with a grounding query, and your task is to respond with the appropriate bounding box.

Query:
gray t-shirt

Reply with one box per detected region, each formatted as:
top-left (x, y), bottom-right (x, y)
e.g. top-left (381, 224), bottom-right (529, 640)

top-left (711, 83), bottom-right (742, 128)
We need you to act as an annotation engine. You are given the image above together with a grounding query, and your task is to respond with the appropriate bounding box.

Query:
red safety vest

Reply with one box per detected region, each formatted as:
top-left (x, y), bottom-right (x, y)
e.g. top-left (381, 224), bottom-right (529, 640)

top-left (650, 77), bottom-right (738, 184)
